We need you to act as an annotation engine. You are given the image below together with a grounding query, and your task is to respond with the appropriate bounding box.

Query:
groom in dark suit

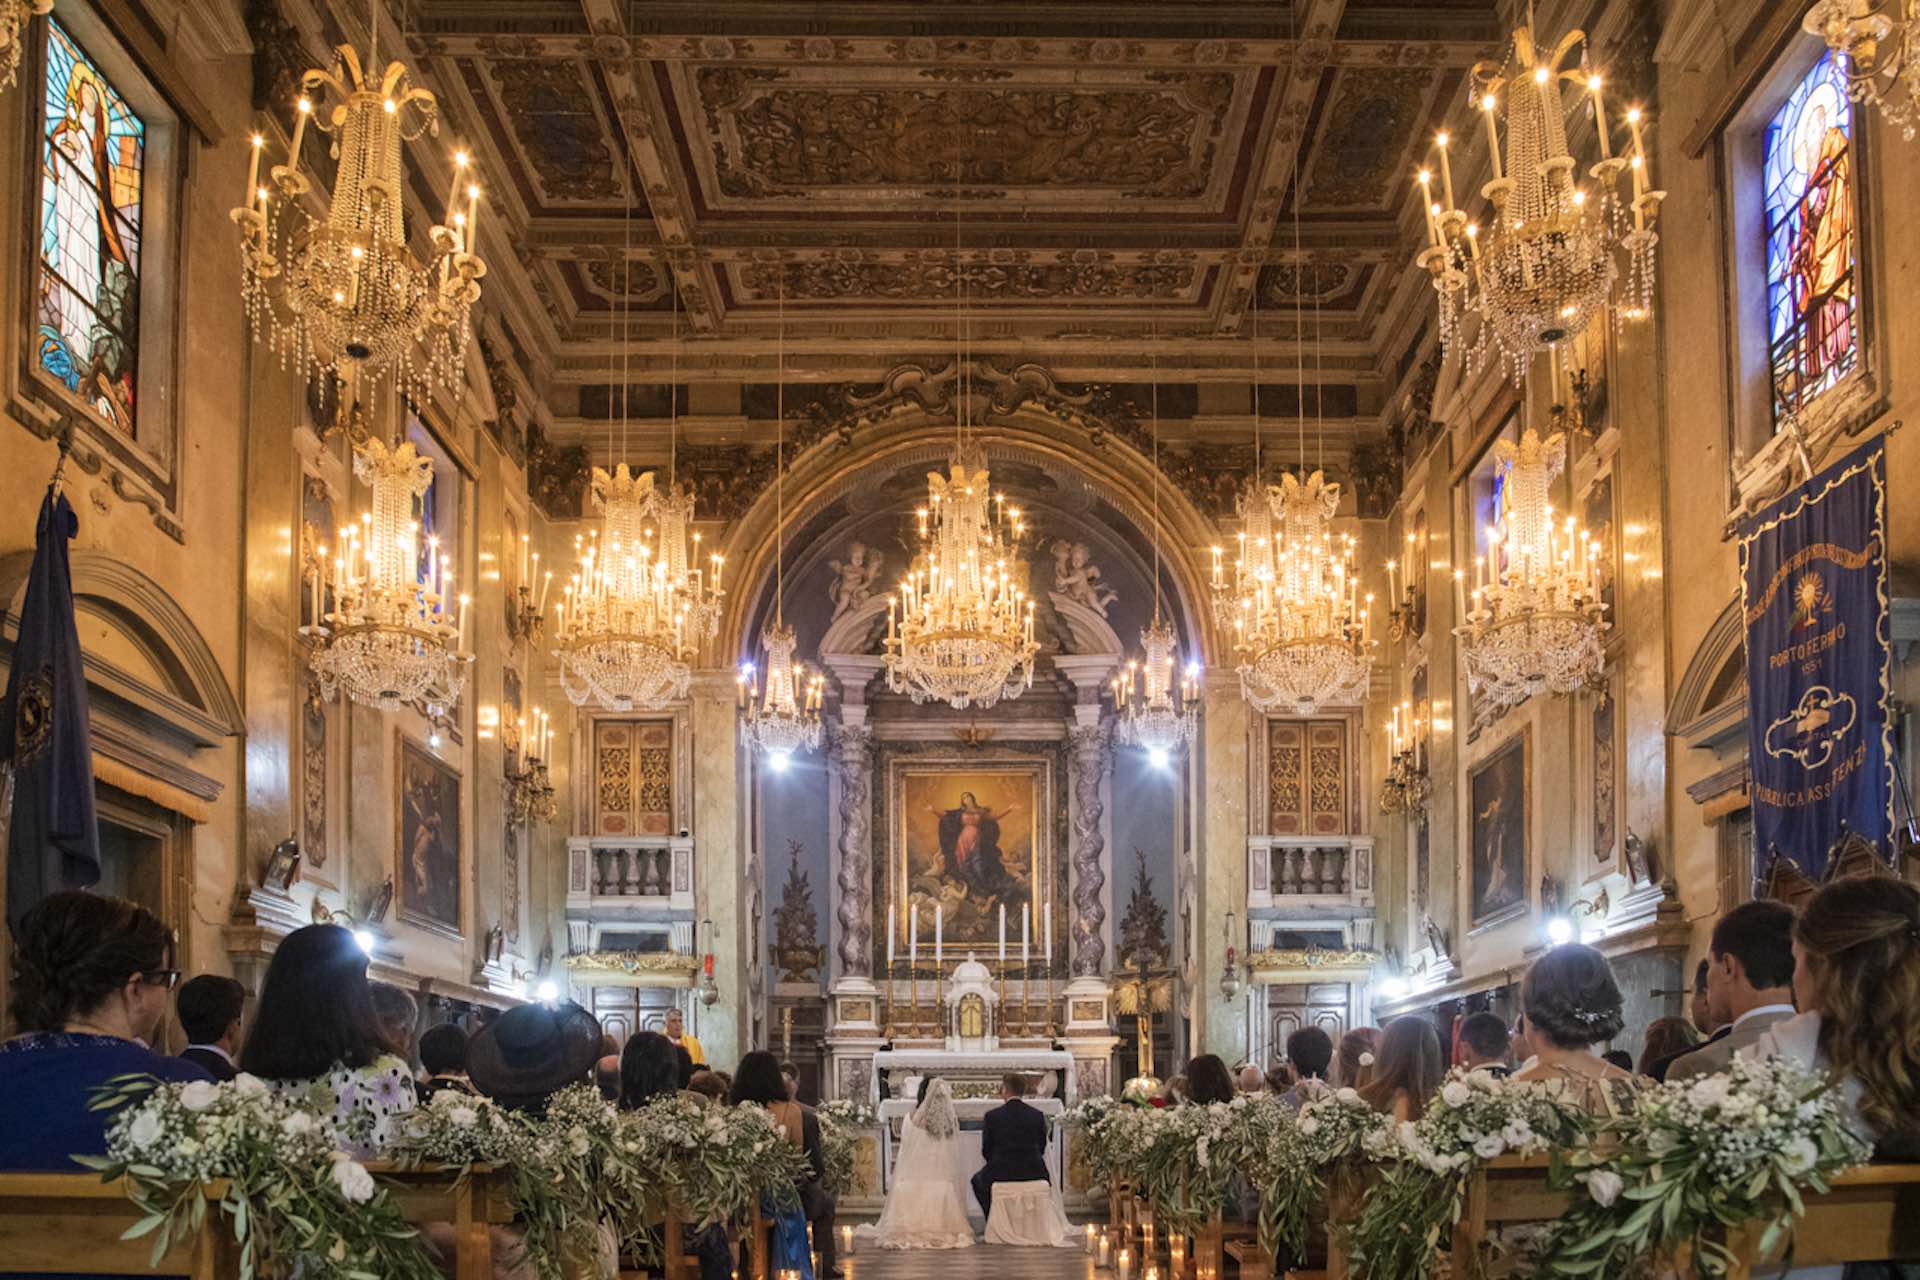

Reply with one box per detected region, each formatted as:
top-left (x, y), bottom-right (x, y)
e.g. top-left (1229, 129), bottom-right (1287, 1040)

top-left (971, 1073), bottom-right (1050, 1222)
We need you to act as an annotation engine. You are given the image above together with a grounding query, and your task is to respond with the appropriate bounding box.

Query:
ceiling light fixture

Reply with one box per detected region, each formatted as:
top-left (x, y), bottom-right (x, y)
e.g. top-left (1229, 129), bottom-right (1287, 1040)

top-left (1805, 1), bottom-right (1920, 138)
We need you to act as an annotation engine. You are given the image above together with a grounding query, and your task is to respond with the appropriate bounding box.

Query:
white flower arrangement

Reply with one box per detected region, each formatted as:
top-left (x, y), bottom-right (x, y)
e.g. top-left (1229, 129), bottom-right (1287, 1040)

top-left (1345, 1069), bottom-right (1595, 1280)
top-left (1247, 1088), bottom-right (1393, 1260)
top-left (1079, 1097), bottom-right (1170, 1183)
top-left (1537, 1056), bottom-right (1870, 1278)
top-left (1135, 1096), bottom-right (1290, 1235)
top-left (616, 1095), bottom-right (811, 1232)
top-left (78, 1073), bottom-right (439, 1280)
top-left (816, 1099), bottom-right (875, 1197)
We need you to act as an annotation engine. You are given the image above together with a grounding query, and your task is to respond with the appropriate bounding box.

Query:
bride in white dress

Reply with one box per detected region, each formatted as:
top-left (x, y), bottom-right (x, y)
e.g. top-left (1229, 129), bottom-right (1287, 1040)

top-left (858, 1077), bottom-right (976, 1250)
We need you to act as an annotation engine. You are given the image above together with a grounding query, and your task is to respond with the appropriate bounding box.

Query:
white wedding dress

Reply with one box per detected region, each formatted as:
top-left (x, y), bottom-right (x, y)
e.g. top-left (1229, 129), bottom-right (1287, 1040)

top-left (857, 1078), bottom-right (977, 1250)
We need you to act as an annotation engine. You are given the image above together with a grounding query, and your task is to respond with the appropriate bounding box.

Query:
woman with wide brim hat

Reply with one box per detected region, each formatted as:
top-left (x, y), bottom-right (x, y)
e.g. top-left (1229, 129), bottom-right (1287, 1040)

top-left (468, 999), bottom-right (604, 1114)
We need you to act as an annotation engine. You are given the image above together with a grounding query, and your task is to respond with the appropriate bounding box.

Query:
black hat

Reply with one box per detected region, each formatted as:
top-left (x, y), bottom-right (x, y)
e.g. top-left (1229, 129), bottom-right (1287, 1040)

top-left (468, 1000), bottom-right (602, 1107)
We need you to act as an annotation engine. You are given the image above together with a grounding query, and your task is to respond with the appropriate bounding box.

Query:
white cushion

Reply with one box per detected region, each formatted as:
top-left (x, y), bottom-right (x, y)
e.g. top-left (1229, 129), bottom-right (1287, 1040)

top-left (984, 1180), bottom-right (1074, 1247)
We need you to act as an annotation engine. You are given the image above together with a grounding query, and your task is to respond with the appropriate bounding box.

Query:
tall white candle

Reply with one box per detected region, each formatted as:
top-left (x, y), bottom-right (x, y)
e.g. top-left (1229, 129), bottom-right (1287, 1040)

top-left (909, 903), bottom-right (919, 964)
top-left (1021, 902), bottom-right (1030, 963)
top-left (998, 903), bottom-right (1007, 963)
top-left (1043, 898), bottom-right (1052, 966)
top-left (889, 907), bottom-right (897, 967)
top-left (934, 904), bottom-right (943, 969)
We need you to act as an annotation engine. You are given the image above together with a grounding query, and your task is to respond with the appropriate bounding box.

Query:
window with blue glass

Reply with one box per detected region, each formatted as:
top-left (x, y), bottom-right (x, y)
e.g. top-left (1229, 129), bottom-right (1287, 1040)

top-left (1764, 51), bottom-right (1858, 425)
top-left (37, 18), bottom-right (145, 437)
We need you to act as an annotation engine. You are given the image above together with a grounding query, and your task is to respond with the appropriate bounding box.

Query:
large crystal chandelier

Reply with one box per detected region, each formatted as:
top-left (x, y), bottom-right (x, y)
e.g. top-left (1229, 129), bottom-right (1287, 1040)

top-left (1805, 2), bottom-right (1920, 138)
top-left (1, 0), bottom-right (51, 92)
top-left (232, 26), bottom-right (485, 408)
top-left (1416, 21), bottom-right (1661, 382)
top-left (1115, 346), bottom-right (1199, 763)
top-left (553, 465), bottom-right (719, 711)
top-left (303, 436), bottom-right (471, 722)
top-left (740, 276), bottom-right (823, 767)
top-left (883, 217), bottom-right (1037, 710)
top-left (1453, 426), bottom-right (1608, 709)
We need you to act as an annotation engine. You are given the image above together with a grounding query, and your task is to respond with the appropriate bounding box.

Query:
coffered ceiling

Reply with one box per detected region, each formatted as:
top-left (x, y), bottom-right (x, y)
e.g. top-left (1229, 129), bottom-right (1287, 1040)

top-left (348, 0), bottom-right (1509, 390)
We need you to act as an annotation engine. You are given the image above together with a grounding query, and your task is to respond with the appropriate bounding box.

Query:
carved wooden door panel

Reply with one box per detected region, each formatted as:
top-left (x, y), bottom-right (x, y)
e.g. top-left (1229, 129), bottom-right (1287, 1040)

top-left (1268, 720), bottom-right (1350, 836)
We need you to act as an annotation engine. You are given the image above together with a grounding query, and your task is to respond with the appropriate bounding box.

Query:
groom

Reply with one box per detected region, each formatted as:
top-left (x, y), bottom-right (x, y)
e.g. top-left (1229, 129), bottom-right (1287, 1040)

top-left (971, 1073), bottom-right (1050, 1222)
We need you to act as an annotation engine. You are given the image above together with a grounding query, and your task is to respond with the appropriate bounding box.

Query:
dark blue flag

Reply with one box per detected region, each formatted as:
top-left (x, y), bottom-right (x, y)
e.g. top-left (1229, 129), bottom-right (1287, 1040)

top-left (2, 486), bottom-right (100, 923)
top-left (1738, 440), bottom-right (1894, 882)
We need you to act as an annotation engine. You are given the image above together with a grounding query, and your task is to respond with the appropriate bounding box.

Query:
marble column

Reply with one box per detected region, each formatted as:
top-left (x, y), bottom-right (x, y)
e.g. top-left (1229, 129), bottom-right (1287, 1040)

top-left (833, 720), bottom-right (876, 977)
top-left (1067, 714), bottom-right (1112, 977)
top-left (688, 670), bottom-right (745, 1070)
top-left (1194, 672), bottom-right (1250, 1063)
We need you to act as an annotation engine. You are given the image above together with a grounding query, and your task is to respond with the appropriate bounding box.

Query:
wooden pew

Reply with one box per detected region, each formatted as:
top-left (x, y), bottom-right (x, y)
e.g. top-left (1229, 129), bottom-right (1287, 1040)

top-left (1224, 1238), bottom-right (1274, 1280)
top-left (371, 1161), bottom-right (517, 1280)
top-left (0, 1174), bottom-right (239, 1279)
top-left (1193, 1213), bottom-right (1258, 1279)
top-left (1716, 1164), bottom-right (1920, 1279)
top-left (1448, 1153), bottom-right (1566, 1275)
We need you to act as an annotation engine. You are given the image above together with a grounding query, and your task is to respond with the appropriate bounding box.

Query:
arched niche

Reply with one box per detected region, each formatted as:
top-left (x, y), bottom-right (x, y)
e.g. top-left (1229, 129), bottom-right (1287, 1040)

top-left (1, 549), bottom-right (241, 815)
top-left (1667, 594), bottom-right (1746, 754)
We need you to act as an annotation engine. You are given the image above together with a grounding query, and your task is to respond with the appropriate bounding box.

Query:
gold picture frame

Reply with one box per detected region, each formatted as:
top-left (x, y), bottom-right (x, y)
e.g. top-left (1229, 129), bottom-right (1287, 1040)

top-left (396, 732), bottom-right (464, 939)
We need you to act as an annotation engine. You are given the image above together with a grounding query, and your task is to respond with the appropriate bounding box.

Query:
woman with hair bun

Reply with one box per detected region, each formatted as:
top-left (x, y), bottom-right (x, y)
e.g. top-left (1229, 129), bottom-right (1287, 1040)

top-left (1512, 943), bottom-right (1634, 1112)
top-left (0, 891), bottom-right (212, 1170)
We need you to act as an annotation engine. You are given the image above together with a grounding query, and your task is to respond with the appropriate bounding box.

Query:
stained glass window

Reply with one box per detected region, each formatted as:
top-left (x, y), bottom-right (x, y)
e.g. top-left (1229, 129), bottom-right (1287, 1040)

top-left (1765, 52), bottom-right (1857, 424)
top-left (37, 19), bottom-right (144, 436)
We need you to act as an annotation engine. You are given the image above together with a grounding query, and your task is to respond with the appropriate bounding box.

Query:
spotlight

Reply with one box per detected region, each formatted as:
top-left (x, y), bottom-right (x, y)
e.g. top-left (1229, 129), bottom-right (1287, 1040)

top-left (352, 928), bottom-right (375, 955)
top-left (770, 751), bottom-right (791, 773)
top-left (1378, 975), bottom-right (1410, 1001)
top-left (1148, 748), bottom-right (1170, 770)
top-left (1546, 916), bottom-right (1575, 946)
top-left (535, 979), bottom-right (560, 1003)
top-left (428, 728), bottom-right (443, 749)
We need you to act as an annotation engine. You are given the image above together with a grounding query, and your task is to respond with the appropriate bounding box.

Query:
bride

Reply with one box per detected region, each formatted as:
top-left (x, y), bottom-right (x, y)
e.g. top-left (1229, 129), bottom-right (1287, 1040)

top-left (858, 1077), bottom-right (976, 1249)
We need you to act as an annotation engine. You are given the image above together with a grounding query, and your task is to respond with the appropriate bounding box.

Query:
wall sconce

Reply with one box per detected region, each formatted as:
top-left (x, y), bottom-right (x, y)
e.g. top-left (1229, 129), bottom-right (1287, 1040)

top-left (1379, 701), bottom-right (1432, 815)
top-left (507, 534), bottom-right (552, 647)
top-left (506, 707), bottom-right (557, 830)
top-left (1541, 873), bottom-right (1611, 945)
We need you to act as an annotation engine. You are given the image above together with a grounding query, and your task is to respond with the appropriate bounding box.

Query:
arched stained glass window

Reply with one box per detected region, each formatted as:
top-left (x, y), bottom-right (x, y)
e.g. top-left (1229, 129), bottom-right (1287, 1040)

top-left (37, 17), bottom-right (145, 436)
top-left (1764, 52), bottom-right (1858, 425)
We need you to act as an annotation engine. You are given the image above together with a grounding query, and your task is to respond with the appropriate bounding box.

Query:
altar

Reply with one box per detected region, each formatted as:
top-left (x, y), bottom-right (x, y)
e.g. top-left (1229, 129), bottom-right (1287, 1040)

top-left (875, 1096), bottom-right (1068, 1208)
top-left (868, 1047), bottom-right (1077, 1106)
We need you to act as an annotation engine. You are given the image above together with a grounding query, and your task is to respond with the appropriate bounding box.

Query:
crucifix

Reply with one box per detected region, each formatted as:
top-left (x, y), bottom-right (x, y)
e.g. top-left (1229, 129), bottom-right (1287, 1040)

top-left (1109, 950), bottom-right (1176, 1079)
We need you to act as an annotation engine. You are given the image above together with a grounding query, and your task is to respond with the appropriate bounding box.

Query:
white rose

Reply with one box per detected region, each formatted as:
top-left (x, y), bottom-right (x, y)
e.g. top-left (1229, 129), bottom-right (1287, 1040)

top-left (1688, 1076), bottom-right (1731, 1110)
top-left (282, 1112), bottom-right (317, 1137)
top-left (1473, 1135), bottom-right (1506, 1159)
top-left (1335, 1087), bottom-right (1361, 1104)
top-left (1781, 1137), bottom-right (1819, 1177)
top-left (1298, 1117), bottom-right (1320, 1137)
top-left (1440, 1081), bottom-right (1471, 1108)
top-left (128, 1110), bottom-right (164, 1150)
top-left (179, 1081), bottom-right (221, 1112)
top-left (330, 1156), bottom-right (376, 1204)
top-left (1358, 1052), bottom-right (1376, 1068)
top-left (1585, 1169), bottom-right (1624, 1208)
top-left (448, 1106), bottom-right (478, 1130)
top-left (569, 1131), bottom-right (590, 1157)
top-left (231, 1073), bottom-right (268, 1099)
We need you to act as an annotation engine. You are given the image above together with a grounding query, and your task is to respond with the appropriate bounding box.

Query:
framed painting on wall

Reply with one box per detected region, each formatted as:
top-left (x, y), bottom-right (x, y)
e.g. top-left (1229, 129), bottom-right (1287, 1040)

top-left (1467, 728), bottom-right (1529, 932)
top-left (397, 734), bottom-right (463, 938)
top-left (885, 756), bottom-right (1055, 955)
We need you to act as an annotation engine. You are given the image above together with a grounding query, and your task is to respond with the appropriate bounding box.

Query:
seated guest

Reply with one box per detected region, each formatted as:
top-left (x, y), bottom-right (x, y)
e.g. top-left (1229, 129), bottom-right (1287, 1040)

top-left (663, 1006), bottom-right (705, 1066)
top-left (1511, 944), bottom-right (1633, 1113)
top-left (686, 1069), bottom-right (729, 1105)
top-left (467, 1000), bottom-right (603, 1117)
top-left (1333, 1027), bottom-right (1381, 1090)
top-left (1510, 1013), bottom-right (1537, 1071)
top-left (1456, 1011), bottom-right (1512, 1077)
top-left (0, 892), bottom-right (209, 1171)
top-left (733, 1051), bottom-right (831, 1278)
top-left (369, 980), bottom-right (420, 1065)
top-left (417, 1023), bottom-right (475, 1100)
top-left (1753, 876), bottom-right (1920, 1153)
top-left (175, 974), bottom-right (246, 1082)
top-left (1601, 1049), bottom-right (1634, 1073)
top-left (1648, 961), bottom-right (1724, 1082)
top-left (780, 1060), bottom-right (803, 1101)
top-left (1186, 1053), bottom-right (1237, 1105)
top-left (1263, 1062), bottom-right (1296, 1096)
top-left (1278, 1026), bottom-right (1335, 1107)
top-left (1636, 1016), bottom-right (1699, 1078)
top-left (240, 924), bottom-right (416, 1154)
top-left (673, 1042), bottom-right (697, 1090)
top-left (1358, 1017), bottom-right (1444, 1122)
top-left (1236, 1062), bottom-right (1267, 1094)
top-left (1166, 1073), bottom-right (1189, 1103)
top-left (617, 1031), bottom-right (679, 1110)
top-left (1668, 901), bottom-right (1798, 1081)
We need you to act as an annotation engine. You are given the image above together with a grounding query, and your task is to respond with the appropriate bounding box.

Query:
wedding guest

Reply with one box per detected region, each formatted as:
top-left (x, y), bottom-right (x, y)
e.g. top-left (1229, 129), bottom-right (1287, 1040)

top-left (1753, 876), bottom-right (1920, 1154)
top-left (733, 1051), bottom-right (832, 1279)
top-left (417, 1023), bottom-right (475, 1100)
top-left (1167, 1073), bottom-right (1190, 1103)
top-left (1601, 1049), bottom-right (1634, 1073)
top-left (1236, 1062), bottom-right (1267, 1094)
top-left (595, 1032), bottom-right (623, 1100)
top-left (239, 924), bottom-right (416, 1154)
top-left (663, 1006), bottom-right (706, 1066)
top-left (780, 1060), bottom-right (803, 1101)
top-left (1333, 1027), bottom-right (1382, 1090)
top-left (0, 892), bottom-right (209, 1171)
top-left (1511, 944), bottom-right (1633, 1113)
top-left (370, 980), bottom-right (420, 1066)
top-left (1186, 1053), bottom-right (1237, 1105)
top-left (1278, 1026), bottom-right (1334, 1107)
top-left (674, 1042), bottom-right (696, 1090)
top-left (1668, 901), bottom-right (1798, 1081)
top-left (1646, 961), bottom-right (1724, 1082)
top-left (1263, 1062), bottom-right (1296, 1096)
top-left (686, 1069), bottom-right (729, 1105)
top-left (1635, 1016), bottom-right (1700, 1078)
top-left (175, 974), bottom-right (245, 1082)
top-left (1455, 1012), bottom-right (1511, 1077)
top-left (466, 1000), bottom-right (603, 1117)
top-left (1358, 1017), bottom-right (1444, 1122)
top-left (617, 1031), bottom-right (679, 1110)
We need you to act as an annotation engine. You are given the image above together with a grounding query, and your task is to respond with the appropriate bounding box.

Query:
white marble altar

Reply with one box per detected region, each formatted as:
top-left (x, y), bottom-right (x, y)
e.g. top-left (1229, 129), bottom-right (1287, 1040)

top-left (868, 1047), bottom-right (1077, 1105)
top-left (875, 1096), bottom-right (1067, 1211)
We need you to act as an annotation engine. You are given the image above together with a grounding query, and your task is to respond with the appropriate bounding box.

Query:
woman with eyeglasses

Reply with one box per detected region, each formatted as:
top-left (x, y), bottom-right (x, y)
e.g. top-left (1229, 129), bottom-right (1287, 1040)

top-left (0, 891), bottom-right (212, 1170)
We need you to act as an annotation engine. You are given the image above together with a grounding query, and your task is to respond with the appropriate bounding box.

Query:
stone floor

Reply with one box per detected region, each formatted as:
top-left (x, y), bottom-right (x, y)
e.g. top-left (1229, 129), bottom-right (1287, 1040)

top-left (841, 1243), bottom-right (1099, 1280)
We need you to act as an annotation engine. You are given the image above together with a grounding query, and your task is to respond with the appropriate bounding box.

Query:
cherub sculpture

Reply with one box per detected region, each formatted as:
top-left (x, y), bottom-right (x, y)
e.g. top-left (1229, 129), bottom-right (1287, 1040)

top-left (826, 540), bottom-right (884, 620)
top-left (1050, 539), bottom-right (1117, 615)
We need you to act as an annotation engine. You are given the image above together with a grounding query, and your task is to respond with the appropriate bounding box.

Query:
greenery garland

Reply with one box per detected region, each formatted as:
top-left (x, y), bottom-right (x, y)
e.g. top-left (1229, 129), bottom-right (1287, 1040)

top-left (815, 1100), bottom-right (877, 1199)
top-left (1134, 1097), bottom-right (1289, 1237)
top-left (1536, 1057), bottom-right (1869, 1279)
top-left (1243, 1087), bottom-right (1391, 1261)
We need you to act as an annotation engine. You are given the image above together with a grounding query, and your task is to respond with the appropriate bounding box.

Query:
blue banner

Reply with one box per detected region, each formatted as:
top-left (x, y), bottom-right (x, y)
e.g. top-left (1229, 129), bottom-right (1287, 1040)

top-left (1738, 440), bottom-right (1893, 881)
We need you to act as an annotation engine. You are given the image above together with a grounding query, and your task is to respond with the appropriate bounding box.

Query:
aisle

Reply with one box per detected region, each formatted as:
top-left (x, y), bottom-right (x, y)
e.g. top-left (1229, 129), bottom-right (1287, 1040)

top-left (842, 1242), bottom-right (1096, 1280)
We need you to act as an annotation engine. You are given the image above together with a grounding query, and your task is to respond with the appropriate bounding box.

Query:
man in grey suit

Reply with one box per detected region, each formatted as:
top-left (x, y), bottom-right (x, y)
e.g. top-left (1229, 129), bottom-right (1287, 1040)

top-left (1668, 901), bottom-right (1799, 1081)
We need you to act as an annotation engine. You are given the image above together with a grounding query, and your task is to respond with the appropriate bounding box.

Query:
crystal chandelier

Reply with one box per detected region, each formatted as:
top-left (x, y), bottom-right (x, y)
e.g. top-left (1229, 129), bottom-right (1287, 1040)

top-left (1805, 1), bottom-right (1920, 138)
top-left (1114, 344), bottom-right (1199, 763)
top-left (553, 465), bottom-right (719, 711)
top-left (1453, 427), bottom-right (1608, 709)
top-left (1416, 20), bottom-right (1662, 382)
top-left (1378, 701), bottom-right (1432, 815)
top-left (883, 215), bottom-right (1037, 710)
top-left (303, 436), bottom-right (471, 723)
top-left (1, 0), bottom-right (51, 92)
top-left (232, 27), bottom-right (485, 408)
top-left (740, 274), bottom-right (823, 767)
